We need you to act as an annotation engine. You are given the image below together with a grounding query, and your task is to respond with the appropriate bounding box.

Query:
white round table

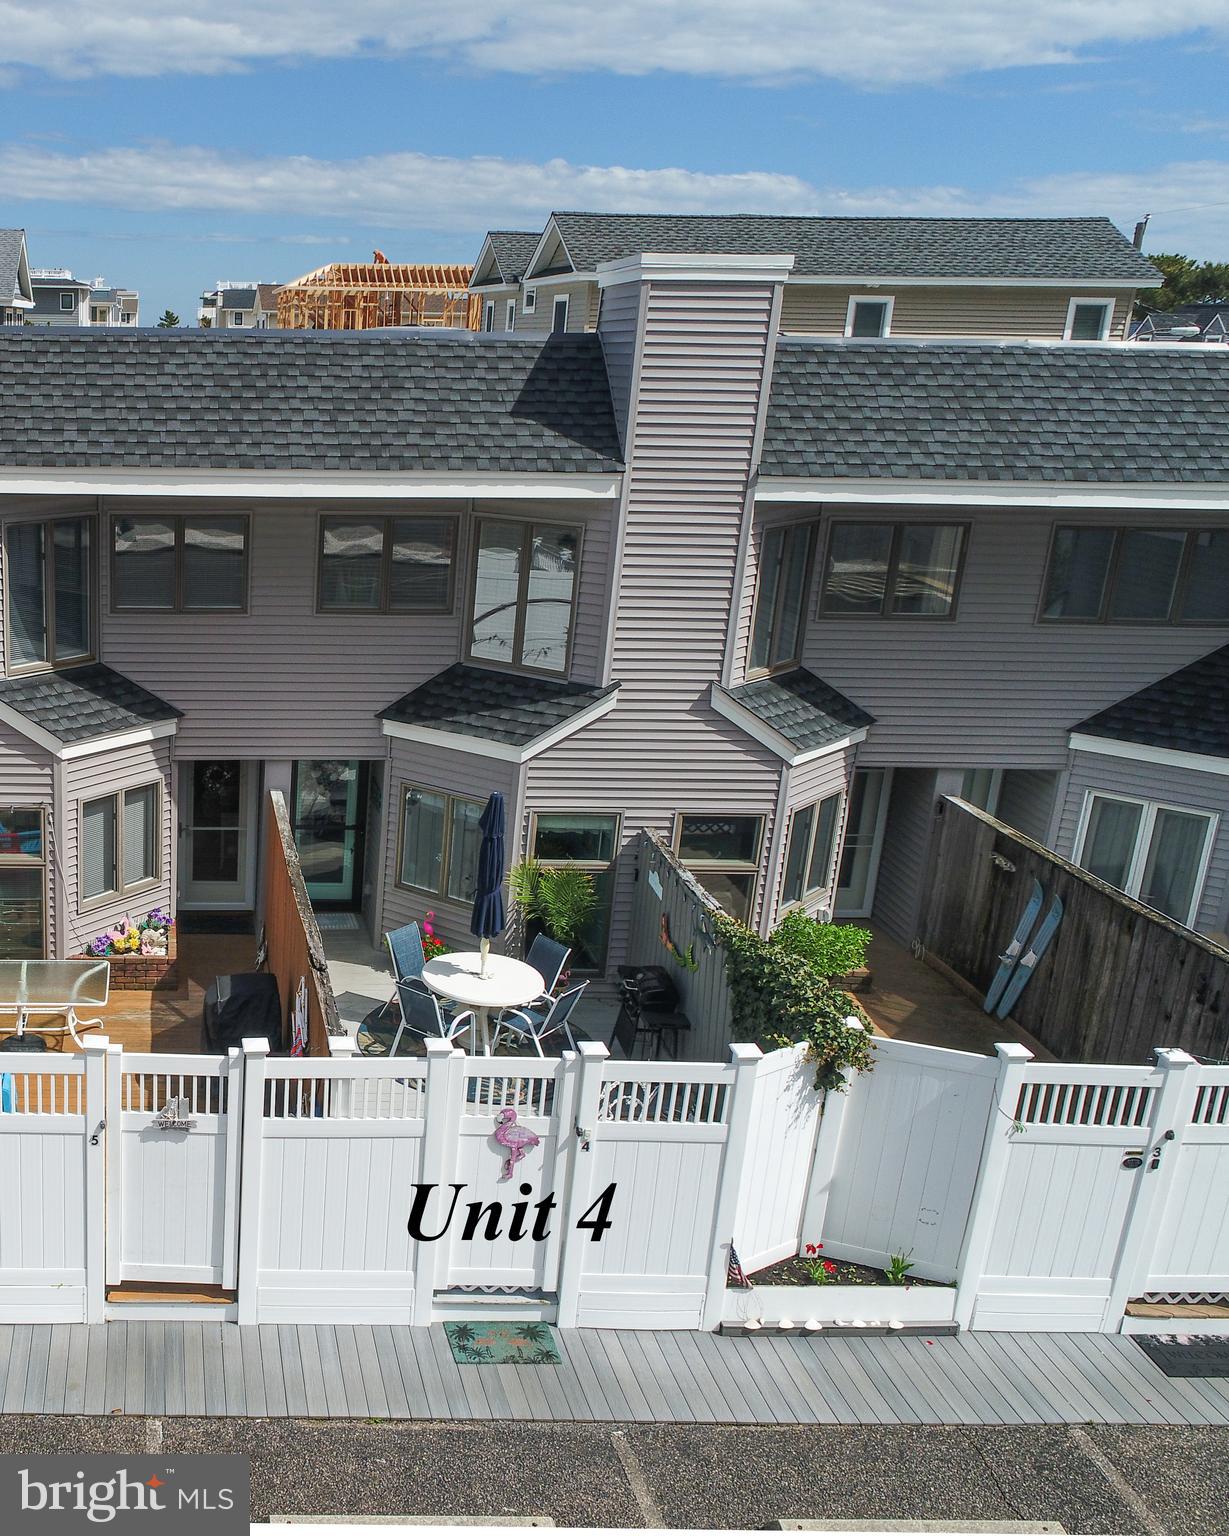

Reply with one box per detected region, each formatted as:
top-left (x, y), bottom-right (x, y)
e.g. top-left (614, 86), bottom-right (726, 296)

top-left (420, 953), bottom-right (545, 1055)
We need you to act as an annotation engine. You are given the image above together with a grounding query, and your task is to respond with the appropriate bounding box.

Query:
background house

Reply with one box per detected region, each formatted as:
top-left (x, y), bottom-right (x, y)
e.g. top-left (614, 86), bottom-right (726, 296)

top-left (0, 229), bottom-right (34, 326)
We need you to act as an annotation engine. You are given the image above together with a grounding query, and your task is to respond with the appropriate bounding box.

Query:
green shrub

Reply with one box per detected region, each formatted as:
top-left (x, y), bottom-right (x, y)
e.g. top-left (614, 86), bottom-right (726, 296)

top-left (771, 910), bottom-right (871, 978)
top-left (714, 912), bottom-right (875, 1091)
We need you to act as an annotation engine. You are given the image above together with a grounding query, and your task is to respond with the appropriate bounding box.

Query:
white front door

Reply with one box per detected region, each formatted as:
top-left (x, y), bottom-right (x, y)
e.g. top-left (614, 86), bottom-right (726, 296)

top-left (179, 760), bottom-right (258, 908)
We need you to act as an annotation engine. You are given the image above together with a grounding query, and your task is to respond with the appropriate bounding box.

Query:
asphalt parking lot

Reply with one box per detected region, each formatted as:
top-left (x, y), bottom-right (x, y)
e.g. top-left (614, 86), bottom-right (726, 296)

top-left (2, 1416), bottom-right (1226, 1533)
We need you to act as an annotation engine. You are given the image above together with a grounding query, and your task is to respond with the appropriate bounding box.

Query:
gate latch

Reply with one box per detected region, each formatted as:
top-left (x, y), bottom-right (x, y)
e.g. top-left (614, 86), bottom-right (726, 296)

top-left (89, 1119), bottom-right (105, 1147)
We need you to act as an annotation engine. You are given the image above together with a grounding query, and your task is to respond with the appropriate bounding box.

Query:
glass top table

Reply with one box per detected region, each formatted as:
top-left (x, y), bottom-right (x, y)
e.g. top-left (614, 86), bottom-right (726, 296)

top-left (0, 959), bottom-right (111, 1046)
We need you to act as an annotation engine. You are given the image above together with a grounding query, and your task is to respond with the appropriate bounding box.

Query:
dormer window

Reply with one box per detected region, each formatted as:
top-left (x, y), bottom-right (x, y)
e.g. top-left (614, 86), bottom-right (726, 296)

top-left (845, 296), bottom-right (893, 338)
top-left (524, 290), bottom-right (537, 314)
top-left (552, 295), bottom-right (570, 334)
top-left (1065, 298), bottom-right (1113, 341)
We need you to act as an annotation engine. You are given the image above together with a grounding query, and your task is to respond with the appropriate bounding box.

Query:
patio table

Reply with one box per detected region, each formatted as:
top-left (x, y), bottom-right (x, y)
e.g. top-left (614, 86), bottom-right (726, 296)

top-left (420, 953), bottom-right (544, 1056)
top-left (0, 959), bottom-right (110, 1047)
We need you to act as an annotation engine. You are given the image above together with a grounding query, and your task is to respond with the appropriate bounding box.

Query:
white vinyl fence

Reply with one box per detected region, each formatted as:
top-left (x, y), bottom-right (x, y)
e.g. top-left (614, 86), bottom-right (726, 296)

top-left (0, 1032), bottom-right (1227, 1332)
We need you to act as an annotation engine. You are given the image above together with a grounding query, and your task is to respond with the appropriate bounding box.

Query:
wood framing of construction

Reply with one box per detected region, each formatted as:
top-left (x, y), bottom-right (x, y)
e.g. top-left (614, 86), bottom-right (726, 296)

top-left (276, 261), bottom-right (480, 330)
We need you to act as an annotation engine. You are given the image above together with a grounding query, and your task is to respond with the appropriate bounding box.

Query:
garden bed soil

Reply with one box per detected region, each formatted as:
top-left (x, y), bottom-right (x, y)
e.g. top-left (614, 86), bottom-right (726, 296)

top-left (743, 1252), bottom-right (946, 1289)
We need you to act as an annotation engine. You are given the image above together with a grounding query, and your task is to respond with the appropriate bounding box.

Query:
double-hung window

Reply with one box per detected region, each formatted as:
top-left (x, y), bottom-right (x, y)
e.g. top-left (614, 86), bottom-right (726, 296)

top-left (318, 514), bottom-right (456, 613)
top-left (749, 523), bottom-right (814, 674)
top-left (674, 814), bottom-right (764, 924)
top-left (819, 521), bottom-right (967, 619)
top-left (397, 785), bottom-right (483, 903)
top-left (469, 519), bottom-right (580, 674)
top-left (1065, 299), bottom-right (1113, 341)
top-left (845, 296), bottom-right (894, 337)
top-left (1076, 792), bottom-right (1217, 927)
top-left (81, 785), bottom-right (160, 906)
top-left (4, 516), bottom-right (93, 671)
top-left (0, 808), bottom-right (47, 959)
top-left (112, 514), bottom-right (248, 612)
top-left (1041, 526), bottom-right (1229, 625)
top-left (781, 794), bottom-right (842, 909)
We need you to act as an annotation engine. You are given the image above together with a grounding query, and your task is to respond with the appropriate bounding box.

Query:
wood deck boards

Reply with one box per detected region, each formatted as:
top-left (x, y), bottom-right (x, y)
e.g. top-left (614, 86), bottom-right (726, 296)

top-left (0, 1324), bottom-right (1226, 1424)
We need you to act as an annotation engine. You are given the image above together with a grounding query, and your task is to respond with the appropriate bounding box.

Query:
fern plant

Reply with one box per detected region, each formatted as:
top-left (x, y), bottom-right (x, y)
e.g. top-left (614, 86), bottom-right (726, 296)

top-left (509, 859), bottom-right (598, 946)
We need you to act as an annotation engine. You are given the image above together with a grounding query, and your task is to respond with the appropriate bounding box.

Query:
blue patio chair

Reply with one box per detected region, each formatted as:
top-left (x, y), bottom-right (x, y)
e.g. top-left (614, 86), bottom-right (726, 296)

top-left (357, 981), bottom-right (473, 1059)
top-left (494, 982), bottom-right (589, 1057)
top-left (523, 934), bottom-right (571, 1003)
top-left (385, 922), bottom-right (426, 986)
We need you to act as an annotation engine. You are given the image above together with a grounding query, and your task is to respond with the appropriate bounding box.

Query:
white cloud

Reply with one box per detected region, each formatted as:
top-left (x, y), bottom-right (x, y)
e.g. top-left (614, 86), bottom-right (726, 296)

top-left (4, 141), bottom-right (1229, 258)
top-left (0, 1), bottom-right (1226, 86)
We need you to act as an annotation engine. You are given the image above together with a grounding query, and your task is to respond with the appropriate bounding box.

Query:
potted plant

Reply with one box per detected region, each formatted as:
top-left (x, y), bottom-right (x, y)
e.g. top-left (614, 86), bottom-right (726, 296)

top-left (509, 858), bottom-right (598, 960)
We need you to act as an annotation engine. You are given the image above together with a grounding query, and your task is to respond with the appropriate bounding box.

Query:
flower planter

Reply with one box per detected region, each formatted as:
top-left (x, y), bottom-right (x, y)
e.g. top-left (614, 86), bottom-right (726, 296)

top-left (78, 928), bottom-right (181, 993)
top-left (722, 1282), bottom-right (957, 1330)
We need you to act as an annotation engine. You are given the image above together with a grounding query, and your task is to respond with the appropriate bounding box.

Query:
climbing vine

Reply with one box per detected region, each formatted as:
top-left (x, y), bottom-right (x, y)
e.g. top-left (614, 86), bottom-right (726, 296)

top-left (713, 912), bottom-right (876, 1091)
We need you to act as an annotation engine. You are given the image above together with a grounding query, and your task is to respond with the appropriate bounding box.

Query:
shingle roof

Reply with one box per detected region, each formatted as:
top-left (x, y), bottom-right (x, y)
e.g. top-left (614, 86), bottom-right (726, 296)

top-left (379, 663), bottom-right (618, 749)
top-left (256, 283), bottom-right (279, 309)
top-left (546, 213), bottom-right (1159, 283)
top-left (0, 331), bottom-right (623, 473)
top-left (474, 232), bottom-right (541, 287)
top-left (0, 229), bottom-right (27, 305)
top-left (220, 288), bottom-right (258, 309)
top-left (762, 340), bottom-right (1229, 482)
top-left (0, 664), bottom-right (181, 746)
top-left (1072, 646), bottom-right (1229, 760)
top-left (718, 668), bottom-right (874, 754)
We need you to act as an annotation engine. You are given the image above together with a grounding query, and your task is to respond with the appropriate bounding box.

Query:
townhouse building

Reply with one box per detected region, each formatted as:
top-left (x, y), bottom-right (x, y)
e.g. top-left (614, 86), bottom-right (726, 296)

top-left (2, 214), bottom-right (1228, 979)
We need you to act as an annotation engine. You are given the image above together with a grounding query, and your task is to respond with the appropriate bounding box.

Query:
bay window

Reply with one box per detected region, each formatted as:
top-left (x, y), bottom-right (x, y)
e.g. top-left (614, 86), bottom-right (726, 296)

top-left (820, 521), bottom-right (966, 619)
top-left (749, 523), bottom-right (813, 674)
top-left (1076, 791), bottom-right (1217, 927)
top-left (781, 793), bottom-right (842, 909)
top-left (674, 813), bottom-right (764, 924)
top-left (398, 785), bottom-right (483, 903)
top-left (0, 808), bottom-right (46, 960)
top-left (1041, 526), bottom-right (1229, 625)
top-left (468, 519), bottom-right (581, 675)
top-left (4, 516), bottom-right (93, 670)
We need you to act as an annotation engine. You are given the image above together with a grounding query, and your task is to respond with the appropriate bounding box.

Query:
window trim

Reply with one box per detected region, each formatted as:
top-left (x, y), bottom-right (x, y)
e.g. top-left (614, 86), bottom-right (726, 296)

top-left (394, 782), bottom-right (484, 904)
top-left (844, 294), bottom-right (895, 338)
top-left (59, 292), bottom-right (76, 313)
top-left (780, 792), bottom-right (844, 912)
top-left (483, 300), bottom-right (495, 332)
top-left (315, 511), bottom-right (458, 616)
top-left (505, 300), bottom-right (516, 332)
top-left (1072, 789), bottom-right (1218, 929)
top-left (466, 515), bottom-right (583, 678)
top-left (0, 806), bottom-right (48, 959)
top-left (817, 518), bottom-right (969, 621)
top-left (1064, 296), bottom-right (1115, 342)
top-left (79, 782), bottom-right (163, 912)
top-left (109, 512), bottom-right (251, 615)
top-left (551, 294), bottom-right (570, 334)
top-left (523, 289), bottom-right (537, 313)
top-left (3, 514), bottom-right (98, 675)
top-left (746, 520), bottom-right (817, 678)
top-left (1038, 523), bottom-right (1229, 627)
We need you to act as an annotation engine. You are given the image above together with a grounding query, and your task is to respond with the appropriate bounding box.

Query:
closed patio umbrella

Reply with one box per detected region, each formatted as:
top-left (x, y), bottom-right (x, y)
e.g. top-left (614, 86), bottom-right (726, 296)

top-left (470, 791), bottom-right (507, 978)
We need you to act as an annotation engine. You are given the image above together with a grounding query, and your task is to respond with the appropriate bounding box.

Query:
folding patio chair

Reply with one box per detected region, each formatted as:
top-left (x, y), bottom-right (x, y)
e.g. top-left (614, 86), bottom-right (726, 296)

top-left (493, 982), bottom-right (589, 1057)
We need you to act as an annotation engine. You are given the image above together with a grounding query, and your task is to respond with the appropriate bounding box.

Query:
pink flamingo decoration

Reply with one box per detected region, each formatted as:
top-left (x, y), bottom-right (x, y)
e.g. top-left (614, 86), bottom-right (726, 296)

top-left (493, 1107), bottom-right (540, 1181)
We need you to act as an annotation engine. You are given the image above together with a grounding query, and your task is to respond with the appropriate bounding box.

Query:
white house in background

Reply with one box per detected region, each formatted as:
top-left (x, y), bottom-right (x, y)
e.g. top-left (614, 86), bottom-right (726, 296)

top-left (0, 230), bottom-right (34, 325)
top-left (30, 268), bottom-right (140, 327)
top-left (198, 280), bottom-right (280, 328)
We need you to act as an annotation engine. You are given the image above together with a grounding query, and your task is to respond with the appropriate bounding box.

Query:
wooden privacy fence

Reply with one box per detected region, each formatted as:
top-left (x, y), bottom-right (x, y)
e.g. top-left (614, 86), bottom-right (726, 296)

top-left (625, 832), bottom-right (734, 1059)
top-left (262, 790), bottom-right (341, 1056)
top-left (920, 797), bottom-right (1229, 1063)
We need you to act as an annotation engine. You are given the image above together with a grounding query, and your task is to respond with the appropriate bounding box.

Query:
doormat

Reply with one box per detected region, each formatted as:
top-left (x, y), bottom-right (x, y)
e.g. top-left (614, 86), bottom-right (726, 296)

top-left (443, 1322), bottom-right (561, 1365)
top-left (1134, 1334), bottom-right (1229, 1376)
top-left (315, 912), bottom-right (361, 931)
top-left (179, 912), bottom-right (255, 936)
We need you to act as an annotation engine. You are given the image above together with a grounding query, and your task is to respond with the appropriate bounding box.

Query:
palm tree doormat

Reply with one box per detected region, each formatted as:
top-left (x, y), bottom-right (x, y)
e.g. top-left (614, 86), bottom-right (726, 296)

top-left (443, 1322), bottom-right (561, 1365)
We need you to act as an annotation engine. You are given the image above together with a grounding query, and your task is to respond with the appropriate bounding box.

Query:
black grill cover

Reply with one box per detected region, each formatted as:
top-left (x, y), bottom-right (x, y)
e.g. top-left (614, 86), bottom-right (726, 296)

top-left (616, 964), bottom-right (680, 1012)
top-left (201, 972), bottom-right (282, 1053)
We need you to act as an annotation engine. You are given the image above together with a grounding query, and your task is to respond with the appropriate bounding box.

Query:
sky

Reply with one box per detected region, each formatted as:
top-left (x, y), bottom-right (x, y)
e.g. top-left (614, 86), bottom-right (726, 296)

top-left (3, 3), bottom-right (1229, 321)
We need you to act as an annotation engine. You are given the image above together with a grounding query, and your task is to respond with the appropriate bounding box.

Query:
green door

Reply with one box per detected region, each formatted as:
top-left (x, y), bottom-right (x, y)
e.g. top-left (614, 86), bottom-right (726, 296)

top-left (292, 761), bottom-right (366, 907)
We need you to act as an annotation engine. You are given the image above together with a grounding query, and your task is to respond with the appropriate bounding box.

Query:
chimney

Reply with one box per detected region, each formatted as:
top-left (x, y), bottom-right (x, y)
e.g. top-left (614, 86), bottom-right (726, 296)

top-left (1132, 215), bottom-right (1151, 251)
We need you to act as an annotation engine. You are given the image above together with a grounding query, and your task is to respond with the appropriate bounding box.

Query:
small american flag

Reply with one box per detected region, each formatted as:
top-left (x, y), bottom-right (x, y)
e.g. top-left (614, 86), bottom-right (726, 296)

top-left (727, 1243), bottom-right (750, 1289)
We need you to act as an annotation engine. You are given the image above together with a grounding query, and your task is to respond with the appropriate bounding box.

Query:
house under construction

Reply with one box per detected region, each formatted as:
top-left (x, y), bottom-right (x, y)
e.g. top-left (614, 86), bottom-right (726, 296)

top-left (276, 257), bottom-right (480, 331)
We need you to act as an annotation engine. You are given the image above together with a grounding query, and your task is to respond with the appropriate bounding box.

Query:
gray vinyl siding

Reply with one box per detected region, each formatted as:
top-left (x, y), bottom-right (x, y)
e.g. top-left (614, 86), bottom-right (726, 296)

top-left (97, 499), bottom-right (614, 759)
top-left (794, 504), bottom-right (1229, 769)
top-left (871, 767), bottom-right (937, 944)
top-left (1052, 749), bottom-right (1229, 937)
top-left (995, 768), bottom-right (1060, 846)
top-left (597, 282), bottom-right (642, 456)
top-left (380, 737), bottom-right (522, 954)
top-left (779, 285), bottom-right (1134, 340)
top-left (524, 279), bottom-right (785, 968)
top-left (763, 745), bottom-right (857, 929)
top-left (0, 720), bottom-right (54, 954)
top-left (516, 281), bottom-right (600, 336)
top-left (60, 737), bottom-right (175, 955)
